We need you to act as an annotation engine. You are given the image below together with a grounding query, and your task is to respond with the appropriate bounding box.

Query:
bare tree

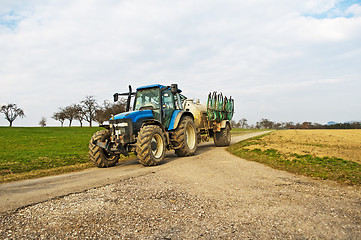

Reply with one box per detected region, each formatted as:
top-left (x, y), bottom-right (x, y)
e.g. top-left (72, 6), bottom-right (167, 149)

top-left (39, 117), bottom-right (47, 127)
top-left (94, 99), bottom-right (127, 125)
top-left (238, 118), bottom-right (248, 128)
top-left (110, 98), bottom-right (127, 115)
top-left (259, 118), bottom-right (274, 129)
top-left (302, 122), bottom-right (311, 129)
top-left (74, 104), bottom-right (86, 127)
top-left (0, 103), bottom-right (25, 127)
top-left (52, 110), bottom-right (66, 127)
top-left (81, 96), bottom-right (99, 127)
top-left (94, 109), bottom-right (107, 125)
top-left (94, 101), bottom-right (110, 125)
top-left (63, 105), bottom-right (79, 127)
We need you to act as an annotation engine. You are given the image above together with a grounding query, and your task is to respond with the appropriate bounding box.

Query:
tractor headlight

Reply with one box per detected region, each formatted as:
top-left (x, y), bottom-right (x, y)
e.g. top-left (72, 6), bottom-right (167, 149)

top-left (117, 122), bottom-right (128, 127)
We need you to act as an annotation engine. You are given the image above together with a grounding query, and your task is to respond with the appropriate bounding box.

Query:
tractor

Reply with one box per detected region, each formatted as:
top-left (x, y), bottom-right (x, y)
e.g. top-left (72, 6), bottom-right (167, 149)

top-left (89, 84), bottom-right (234, 167)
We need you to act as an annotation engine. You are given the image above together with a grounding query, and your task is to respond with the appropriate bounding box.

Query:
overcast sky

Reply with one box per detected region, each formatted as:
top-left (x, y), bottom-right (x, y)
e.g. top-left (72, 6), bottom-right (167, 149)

top-left (1, 0), bottom-right (360, 127)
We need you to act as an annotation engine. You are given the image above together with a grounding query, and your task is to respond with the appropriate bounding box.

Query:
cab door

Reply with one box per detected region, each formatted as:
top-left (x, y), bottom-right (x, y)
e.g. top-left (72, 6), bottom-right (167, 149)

top-left (161, 89), bottom-right (175, 129)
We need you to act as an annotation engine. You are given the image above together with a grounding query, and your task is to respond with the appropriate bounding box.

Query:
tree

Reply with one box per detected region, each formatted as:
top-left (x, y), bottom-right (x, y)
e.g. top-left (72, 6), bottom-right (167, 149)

top-left (238, 118), bottom-right (248, 128)
top-left (52, 110), bottom-right (66, 127)
top-left (273, 122), bottom-right (281, 129)
top-left (74, 104), bottom-right (86, 127)
top-left (110, 99), bottom-right (127, 115)
top-left (259, 118), bottom-right (274, 129)
top-left (284, 122), bottom-right (294, 129)
top-left (302, 122), bottom-right (311, 129)
top-left (94, 101), bottom-right (111, 125)
top-left (0, 103), bottom-right (25, 127)
top-left (81, 96), bottom-right (99, 127)
top-left (39, 117), bottom-right (47, 127)
top-left (63, 105), bottom-right (79, 127)
top-left (94, 99), bottom-right (127, 125)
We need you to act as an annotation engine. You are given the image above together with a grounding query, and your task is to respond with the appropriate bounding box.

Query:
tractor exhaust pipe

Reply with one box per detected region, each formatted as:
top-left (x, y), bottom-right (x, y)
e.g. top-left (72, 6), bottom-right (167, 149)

top-left (126, 85), bottom-right (132, 112)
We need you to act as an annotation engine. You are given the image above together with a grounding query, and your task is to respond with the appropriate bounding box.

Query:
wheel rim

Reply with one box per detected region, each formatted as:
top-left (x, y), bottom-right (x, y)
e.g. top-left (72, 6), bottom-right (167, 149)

top-left (151, 133), bottom-right (164, 159)
top-left (101, 148), bottom-right (114, 160)
top-left (186, 124), bottom-right (196, 150)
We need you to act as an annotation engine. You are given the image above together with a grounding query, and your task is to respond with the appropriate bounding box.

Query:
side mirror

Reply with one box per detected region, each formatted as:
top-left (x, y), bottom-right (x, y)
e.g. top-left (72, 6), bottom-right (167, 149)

top-left (171, 84), bottom-right (178, 94)
top-left (113, 93), bottom-right (119, 102)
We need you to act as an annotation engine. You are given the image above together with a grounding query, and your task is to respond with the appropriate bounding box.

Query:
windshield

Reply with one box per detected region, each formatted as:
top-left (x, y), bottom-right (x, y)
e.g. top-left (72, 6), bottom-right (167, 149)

top-left (134, 88), bottom-right (160, 111)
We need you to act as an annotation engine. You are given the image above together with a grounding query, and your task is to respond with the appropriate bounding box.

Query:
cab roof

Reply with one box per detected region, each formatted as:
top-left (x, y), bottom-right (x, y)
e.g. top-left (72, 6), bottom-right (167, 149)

top-left (136, 84), bottom-right (182, 93)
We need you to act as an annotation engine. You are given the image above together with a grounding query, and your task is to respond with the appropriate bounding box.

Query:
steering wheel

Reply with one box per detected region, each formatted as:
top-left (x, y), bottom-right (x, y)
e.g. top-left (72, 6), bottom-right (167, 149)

top-left (139, 102), bottom-right (157, 110)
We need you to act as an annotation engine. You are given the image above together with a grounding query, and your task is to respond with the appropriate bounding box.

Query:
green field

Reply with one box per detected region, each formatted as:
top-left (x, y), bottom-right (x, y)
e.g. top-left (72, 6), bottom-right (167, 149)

top-left (231, 128), bottom-right (266, 136)
top-left (0, 127), bottom-right (105, 182)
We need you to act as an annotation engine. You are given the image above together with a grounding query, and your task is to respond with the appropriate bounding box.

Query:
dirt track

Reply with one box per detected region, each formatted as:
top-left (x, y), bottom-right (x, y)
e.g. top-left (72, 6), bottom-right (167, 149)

top-left (1, 131), bottom-right (360, 239)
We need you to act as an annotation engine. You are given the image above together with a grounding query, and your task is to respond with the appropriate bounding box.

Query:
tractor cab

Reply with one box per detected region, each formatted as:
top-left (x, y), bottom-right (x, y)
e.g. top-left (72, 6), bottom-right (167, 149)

top-left (114, 84), bottom-right (183, 130)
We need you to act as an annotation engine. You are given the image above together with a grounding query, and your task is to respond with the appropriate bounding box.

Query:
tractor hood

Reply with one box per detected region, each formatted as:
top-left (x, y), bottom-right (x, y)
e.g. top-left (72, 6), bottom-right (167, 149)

top-left (111, 110), bottom-right (154, 123)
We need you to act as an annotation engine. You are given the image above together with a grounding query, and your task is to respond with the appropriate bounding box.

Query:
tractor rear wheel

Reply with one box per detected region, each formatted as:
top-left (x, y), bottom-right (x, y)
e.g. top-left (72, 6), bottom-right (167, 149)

top-left (172, 116), bottom-right (198, 157)
top-left (89, 130), bottom-right (119, 168)
top-left (136, 125), bottom-right (166, 166)
top-left (213, 124), bottom-right (231, 147)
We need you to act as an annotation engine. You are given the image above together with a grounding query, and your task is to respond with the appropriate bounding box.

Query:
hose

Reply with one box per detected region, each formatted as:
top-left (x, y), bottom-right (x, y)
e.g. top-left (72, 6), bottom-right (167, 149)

top-left (206, 91), bottom-right (234, 122)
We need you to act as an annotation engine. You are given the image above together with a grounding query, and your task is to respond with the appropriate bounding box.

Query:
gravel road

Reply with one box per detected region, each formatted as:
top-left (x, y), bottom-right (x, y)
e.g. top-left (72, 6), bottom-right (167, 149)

top-left (1, 132), bottom-right (360, 239)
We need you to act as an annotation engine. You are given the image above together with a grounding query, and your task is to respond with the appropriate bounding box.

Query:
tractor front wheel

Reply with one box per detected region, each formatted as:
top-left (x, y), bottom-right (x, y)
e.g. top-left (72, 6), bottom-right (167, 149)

top-left (136, 125), bottom-right (166, 166)
top-left (89, 130), bottom-right (119, 168)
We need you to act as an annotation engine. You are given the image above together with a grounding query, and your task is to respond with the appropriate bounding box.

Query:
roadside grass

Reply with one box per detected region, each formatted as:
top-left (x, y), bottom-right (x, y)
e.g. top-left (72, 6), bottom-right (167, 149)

top-left (227, 131), bottom-right (361, 185)
top-left (0, 127), bottom-right (132, 183)
top-left (231, 128), bottom-right (267, 136)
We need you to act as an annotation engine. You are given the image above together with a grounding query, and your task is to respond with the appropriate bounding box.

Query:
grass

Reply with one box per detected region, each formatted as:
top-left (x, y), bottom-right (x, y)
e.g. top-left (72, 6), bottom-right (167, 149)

top-left (227, 131), bottom-right (361, 185)
top-left (0, 127), bottom-right (131, 183)
top-left (231, 128), bottom-right (267, 136)
top-left (245, 129), bottom-right (361, 164)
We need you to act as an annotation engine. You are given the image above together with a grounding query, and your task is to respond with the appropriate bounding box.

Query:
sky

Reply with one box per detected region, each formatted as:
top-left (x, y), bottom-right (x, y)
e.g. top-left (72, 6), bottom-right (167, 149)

top-left (0, 0), bottom-right (360, 127)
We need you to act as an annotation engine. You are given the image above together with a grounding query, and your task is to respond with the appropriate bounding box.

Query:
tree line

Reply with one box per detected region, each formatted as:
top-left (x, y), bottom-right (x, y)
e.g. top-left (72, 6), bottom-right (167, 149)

top-left (52, 96), bottom-right (127, 127)
top-left (0, 96), bottom-right (127, 127)
top-left (231, 118), bottom-right (361, 129)
top-left (1, 102), bottom-right (360, 129)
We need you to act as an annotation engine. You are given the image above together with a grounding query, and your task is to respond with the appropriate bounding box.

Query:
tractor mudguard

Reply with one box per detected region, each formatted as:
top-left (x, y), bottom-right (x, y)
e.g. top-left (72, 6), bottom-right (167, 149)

top-left (220, 120), bottom-right (231, 129)
top-left (168, 110), bottom-right (194, 131)
top-left (212, 120), bottom-right (232, 132)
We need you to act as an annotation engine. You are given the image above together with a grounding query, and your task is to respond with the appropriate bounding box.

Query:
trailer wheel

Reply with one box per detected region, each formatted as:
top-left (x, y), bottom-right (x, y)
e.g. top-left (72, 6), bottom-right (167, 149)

top-left (172, 116), bottom-right (198, 157)
top-left (136, 125), bottom-right (166, 166)
top-left (89, 130), bottom-right (119, 168)
top-left (213, 124), bottom-right (231, 147)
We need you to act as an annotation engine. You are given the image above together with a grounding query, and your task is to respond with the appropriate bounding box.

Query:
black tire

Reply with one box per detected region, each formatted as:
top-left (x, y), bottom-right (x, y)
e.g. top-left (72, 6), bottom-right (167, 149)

top-left (89, 130), bottom-right (119, 168)
top-left (136, 125), bottom-right (166, 166)
top-left (171, 116), bottom-right (198, 157)
top-left (213, 124), bottom-right (231, 147)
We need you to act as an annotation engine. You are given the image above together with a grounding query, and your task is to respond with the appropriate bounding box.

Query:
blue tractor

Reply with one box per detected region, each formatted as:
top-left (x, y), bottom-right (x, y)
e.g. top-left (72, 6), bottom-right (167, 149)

top-left (89, 84), bottom-right (199, 167)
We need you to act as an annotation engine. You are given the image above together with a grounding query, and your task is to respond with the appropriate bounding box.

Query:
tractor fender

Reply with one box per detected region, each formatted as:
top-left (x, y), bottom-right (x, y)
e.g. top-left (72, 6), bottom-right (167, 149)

top-left (168, 110), bottom-right (194, 131)
top-left (220, 120), bottom-right (231, 129)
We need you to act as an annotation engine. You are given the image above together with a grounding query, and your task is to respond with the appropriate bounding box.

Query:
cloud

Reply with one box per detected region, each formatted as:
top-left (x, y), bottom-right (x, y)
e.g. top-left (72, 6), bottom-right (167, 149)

top-left (0, 0), bottom-right (361, 126)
